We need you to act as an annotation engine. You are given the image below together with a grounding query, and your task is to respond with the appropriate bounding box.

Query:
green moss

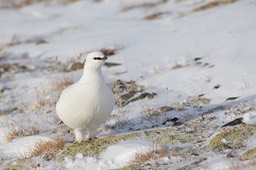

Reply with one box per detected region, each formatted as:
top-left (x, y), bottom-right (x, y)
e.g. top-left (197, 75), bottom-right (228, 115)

top-left (188, 96), bottom-right (211, 105)
top-left (208, 124), bottom-right (256, 151)
top-left (159, 106), bottom-right (174, 113)
top-left (62, 133), bottom-right (138, 157)
top-left (143, 128), bottom-right (195, 145)
top-left (240, 147), bottom-right (256, 160)
top-left (169, 102), bottom-right (186, 110)
top-left (176, 134), bottom-right (195, 143)
top-left (151, 105), bottom-right (175, 116)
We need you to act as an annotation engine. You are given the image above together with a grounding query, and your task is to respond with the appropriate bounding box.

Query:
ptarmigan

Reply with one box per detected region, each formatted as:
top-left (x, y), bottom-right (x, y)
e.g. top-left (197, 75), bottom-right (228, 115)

top-left (56, 52), bottom-right (115, 142)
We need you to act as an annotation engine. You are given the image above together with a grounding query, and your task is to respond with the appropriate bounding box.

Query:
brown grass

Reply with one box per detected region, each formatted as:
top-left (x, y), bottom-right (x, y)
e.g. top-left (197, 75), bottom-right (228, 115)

top-left (15, 135), bottom-right (64, 160)
top-left (171, 62), bottom-right (185, 70)
top-left (140, 105), bottom-right (162, 126)
top-left (121, 0), bottom-right (167, 12)
top-left (0, 112), bottom-right (40, 142)
top-left (229, 159), bottom-right (256, 170)
top-left (144, 12), bottom-right (165, 20)
top-left (34, 94), bottom-right (57, 111)
top-left (0, 0), bottom-right (77, 9)
top-left (51, 76), bottom-right (73, 92)
top-left (100, 48), bottom-right (117, 57)
top-left (34, 77), bottom-right (73, 111)
top-left (28, 136), bottom-right (64, 158)
top-left (131, 144), bottom-right (168, 165)
top-left (3, 119), bottom-right (40, 142)
top-left (193, 0), bottom-right (236, 12)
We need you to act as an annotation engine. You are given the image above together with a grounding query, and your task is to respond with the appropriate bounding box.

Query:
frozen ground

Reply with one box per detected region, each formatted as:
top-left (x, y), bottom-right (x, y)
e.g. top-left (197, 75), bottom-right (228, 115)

top-left (0, 0), bottom-right (256, 169)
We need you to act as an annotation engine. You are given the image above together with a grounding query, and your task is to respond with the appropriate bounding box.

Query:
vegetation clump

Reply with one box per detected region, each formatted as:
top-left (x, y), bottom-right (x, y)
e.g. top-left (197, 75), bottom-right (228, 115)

top-left (208, 124), bottom-right (256, 151)
top-left (188, 96), bottom-right (211, 106)
top-left (62, 133), bottom-right (138, 157)
top-left (240, 147), bottom-right (256, 160)
top-left (193, 0), bottom-right (236, 12)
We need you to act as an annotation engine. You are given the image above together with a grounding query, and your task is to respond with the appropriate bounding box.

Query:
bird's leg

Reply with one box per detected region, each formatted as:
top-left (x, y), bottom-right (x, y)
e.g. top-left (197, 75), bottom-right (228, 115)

top-left (86, 128), bottom-right (98, 140)
top-left (74, 128), bottom-right (84, 143)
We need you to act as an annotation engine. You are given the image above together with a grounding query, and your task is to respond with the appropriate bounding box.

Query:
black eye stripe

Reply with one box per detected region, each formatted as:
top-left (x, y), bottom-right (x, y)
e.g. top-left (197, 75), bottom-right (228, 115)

top-left (93, 57), bottom-right (102, 60)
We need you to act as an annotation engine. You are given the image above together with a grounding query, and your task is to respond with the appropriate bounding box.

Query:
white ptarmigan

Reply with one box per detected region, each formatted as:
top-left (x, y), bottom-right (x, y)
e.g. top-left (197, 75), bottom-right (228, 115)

top-left (56, 52), bottom-right (115, 142)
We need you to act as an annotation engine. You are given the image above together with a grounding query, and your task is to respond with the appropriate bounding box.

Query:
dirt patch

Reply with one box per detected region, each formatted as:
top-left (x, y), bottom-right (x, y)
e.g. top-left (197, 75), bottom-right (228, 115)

top-left (0, 63), bottom-right (30, 75)
top-left (171, 57), bottom-right (214, 70)
top-left (208, 124), bottom-right (256, 152)
top-left (144, 12), bottom-right (167, 20)
top-left (110, 79), bottom-right (157, 107)
top-left (99, 48), bottom-right (117, 57)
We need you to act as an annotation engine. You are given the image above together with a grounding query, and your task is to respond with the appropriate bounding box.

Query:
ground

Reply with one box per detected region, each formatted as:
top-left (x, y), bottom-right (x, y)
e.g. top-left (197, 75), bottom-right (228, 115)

top-left (0, 0), bottom-right (256, 169)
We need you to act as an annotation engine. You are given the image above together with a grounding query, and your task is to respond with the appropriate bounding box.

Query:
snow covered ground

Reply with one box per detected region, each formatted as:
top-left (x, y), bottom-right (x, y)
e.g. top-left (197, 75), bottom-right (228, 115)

top-left (0, 0), bottom-right (256, 169)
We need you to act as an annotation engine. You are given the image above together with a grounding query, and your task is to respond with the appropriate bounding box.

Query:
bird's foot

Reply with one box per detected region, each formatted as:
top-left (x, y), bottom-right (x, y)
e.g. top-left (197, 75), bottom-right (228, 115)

top-left (74, 128), bottom-right (84, 143)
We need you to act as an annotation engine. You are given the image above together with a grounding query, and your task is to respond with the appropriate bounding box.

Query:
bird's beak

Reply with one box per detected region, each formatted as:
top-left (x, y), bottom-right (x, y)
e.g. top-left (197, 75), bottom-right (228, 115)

top-left (103, 56), bottom-right (107, 60)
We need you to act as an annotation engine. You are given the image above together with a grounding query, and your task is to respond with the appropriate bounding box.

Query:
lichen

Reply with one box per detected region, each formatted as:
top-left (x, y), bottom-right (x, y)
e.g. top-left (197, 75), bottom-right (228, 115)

top-left (3, 161), bottom-right (28, 170)
top-left (240, 147), bottom-right (256, 160)
top-left (61, 133), bottom-right (138, 157)
top-left (188, 96), bottom-right (211, 105)
top-left (208, 124), bottom-right (256, 151)
top-left (170, 102), bottom-right (186, 110)
top-left (143, 128), bottom-right (196, 145)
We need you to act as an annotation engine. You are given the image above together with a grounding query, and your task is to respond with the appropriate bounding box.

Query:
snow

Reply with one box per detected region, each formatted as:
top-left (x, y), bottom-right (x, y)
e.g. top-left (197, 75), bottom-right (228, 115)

top-left (0, 136), bottom-right (51, 157)
top-left (0, 0), bottom-right (256, 169)
top-left (66, 140), bottom-right (153, 170)
top-left (100, 140), bottom-right (152, 168)
top-left (243, 111), bottom-right (256, 125)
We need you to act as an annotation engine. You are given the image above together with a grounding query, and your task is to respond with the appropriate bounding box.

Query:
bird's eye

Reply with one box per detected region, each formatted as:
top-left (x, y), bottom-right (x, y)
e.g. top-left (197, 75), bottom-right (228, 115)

top-left (93, 57), bottom-right (102, 60)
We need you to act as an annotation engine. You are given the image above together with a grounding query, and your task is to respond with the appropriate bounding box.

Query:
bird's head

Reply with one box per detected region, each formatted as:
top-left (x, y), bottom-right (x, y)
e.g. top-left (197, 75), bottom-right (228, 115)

top-left (84, 51), bottom-right (107, 69)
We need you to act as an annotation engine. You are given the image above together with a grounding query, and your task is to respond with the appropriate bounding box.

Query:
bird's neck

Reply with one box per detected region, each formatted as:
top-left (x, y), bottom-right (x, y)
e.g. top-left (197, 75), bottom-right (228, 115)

top-left (79, 67), bottom-right (104, 84)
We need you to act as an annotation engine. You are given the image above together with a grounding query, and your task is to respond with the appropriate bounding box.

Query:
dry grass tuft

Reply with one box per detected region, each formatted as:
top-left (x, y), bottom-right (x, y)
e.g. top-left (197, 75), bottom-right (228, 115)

top-left (0, 0), bottom-right (77, 9)
top-left (140, 105), bottom-right (164, 125)
top-left (131, 144), bottom-right (168, 165)
top-left (34, 77), bottom-right (73, 111)
top-left (28, 136), bottom-right (64, 158)
top-left (0, 0), bottom-right (34, 9)
top-left (0, 115), bottom-right (40, 142)
top-left (3, 120), bottom-right (40, 142)
top-left (16, 135), bottom-right (64, 160)
top-left (34, 94), bottom-right (57, 111)
top-left (144, 12), bottom-right (165, 20)
top-left (229, 159), bottom-right (256, 170)
top-left (51, 76), bottom-right (73, 92)
top-left (193, 0), bottom-right (236, 12)
top-left (121, 0), bottom-right (167, 12)
top-left (100, 48), bottom-right (117, 57)
top-left (171, 62), bottom-right (186, 70)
